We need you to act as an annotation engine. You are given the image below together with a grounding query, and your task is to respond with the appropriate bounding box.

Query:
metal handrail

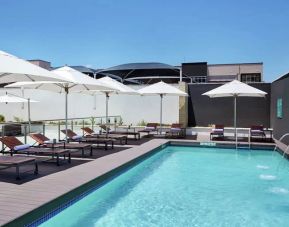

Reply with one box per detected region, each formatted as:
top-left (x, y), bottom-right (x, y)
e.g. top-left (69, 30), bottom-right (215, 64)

top-left (0, 115), bottom-right (122, 144)
top-left (274, 133), bottom-right (289, 153)
top-left (236, 128), bottom-right (251, 150)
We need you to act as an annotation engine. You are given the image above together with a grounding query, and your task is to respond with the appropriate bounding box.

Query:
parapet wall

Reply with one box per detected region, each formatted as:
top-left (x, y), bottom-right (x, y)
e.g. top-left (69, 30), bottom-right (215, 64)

top-left (187, 83), bottom-right (271, 128)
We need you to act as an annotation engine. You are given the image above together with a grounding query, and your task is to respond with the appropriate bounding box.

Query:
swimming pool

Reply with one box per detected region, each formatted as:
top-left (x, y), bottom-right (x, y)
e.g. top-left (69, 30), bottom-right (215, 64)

top-left (38, 146), bottom-right (289, 226)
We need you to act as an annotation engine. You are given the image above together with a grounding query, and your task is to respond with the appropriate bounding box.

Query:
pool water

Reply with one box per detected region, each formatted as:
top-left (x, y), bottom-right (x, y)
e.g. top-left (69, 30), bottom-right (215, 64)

top-left (39, 146), bottom-right (289, 227)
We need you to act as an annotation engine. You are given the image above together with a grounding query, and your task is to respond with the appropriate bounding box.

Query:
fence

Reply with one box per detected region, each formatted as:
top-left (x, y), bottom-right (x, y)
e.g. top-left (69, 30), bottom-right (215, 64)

top-left (0, 115), bottom-right (122, 147)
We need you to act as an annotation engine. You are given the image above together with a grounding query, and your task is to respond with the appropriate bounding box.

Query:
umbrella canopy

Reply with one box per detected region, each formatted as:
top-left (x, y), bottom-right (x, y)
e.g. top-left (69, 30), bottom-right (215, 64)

top-left (6, 66), bottom-right (115, 139)
top-left (202, 80), bottom-right (267, 98)
top-left (0, 50), bottom-right (66, 83)
top-left (202, 80), bottom-right (267, 145)
top-left (6, 66), bottom-right (114, 92)
top-left (78, 76), bottom-right (139, 130)
top-left (96, 76), bottom-right (139, 95)
top-left (0, 94), bottom-right (38, 103)
top-left (138, 81), bottom-right (188, 96)
top-left (138, 81), bottom-right (188, 133)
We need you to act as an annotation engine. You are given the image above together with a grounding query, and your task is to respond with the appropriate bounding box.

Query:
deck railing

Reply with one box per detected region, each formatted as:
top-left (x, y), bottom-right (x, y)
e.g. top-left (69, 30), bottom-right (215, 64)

top-left (0, 115), bottom-right (122, 146)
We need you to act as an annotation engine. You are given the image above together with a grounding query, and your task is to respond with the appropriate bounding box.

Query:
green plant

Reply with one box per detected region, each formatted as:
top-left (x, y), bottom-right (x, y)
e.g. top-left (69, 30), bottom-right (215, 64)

top-left (0, 114), bottom-right (5, 122)
top-left (13, 116), bottom-right (23, 122)
top-left (137, 119), bottom-right (147, 126)
top-left (90, 117), bottom-right (96, 126)
top-left (118, 116), bottom-right (123, 126)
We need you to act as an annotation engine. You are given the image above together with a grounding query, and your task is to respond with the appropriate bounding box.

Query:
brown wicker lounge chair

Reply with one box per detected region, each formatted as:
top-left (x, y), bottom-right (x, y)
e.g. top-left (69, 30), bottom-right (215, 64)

top-left (210, 125), bottom-right (224, 140)
top-left (138, 123), bottom-right (159, 136)
top-left (82, 127), bottom-right (128, 145)
top-left (165, 123), bottom-right (186, 138)
top-left (250, 125), bottom-right (266, 141)
top-left (61, 129), bottom-right (114, 150)
top-left (0, 136), bottom-right (71, 166)
top-left (0, 156), bottom-right (38, 180)
top-left (30, 133), bottom-right (94, 157)
top-left (99, 125), bottom-right (140, 140)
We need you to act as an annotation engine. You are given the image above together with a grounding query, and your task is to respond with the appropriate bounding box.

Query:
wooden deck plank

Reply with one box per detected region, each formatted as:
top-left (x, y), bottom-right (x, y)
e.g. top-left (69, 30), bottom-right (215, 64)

top-left (0, 139), bottom-right (168, 226)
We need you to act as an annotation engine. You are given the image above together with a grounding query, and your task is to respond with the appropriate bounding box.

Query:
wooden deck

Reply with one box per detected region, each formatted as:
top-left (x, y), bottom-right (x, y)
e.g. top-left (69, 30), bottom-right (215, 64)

top-left (0, 139), bottom-right (168, 226)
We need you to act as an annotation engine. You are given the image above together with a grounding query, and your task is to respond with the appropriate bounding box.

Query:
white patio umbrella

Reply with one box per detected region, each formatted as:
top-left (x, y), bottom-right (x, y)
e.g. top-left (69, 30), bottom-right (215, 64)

top-left (0, 50), bottom-right (66, 83)
top-left (138, 81), bottom-right (188, 134)
top-left (0, 93), bottom-right (38, 132)
top-left (78, 76), bottom-right (139, 128)
top-left (6, 66), bottom-right (115, 139)
top-left (202, 80), bottom-right (267, 142)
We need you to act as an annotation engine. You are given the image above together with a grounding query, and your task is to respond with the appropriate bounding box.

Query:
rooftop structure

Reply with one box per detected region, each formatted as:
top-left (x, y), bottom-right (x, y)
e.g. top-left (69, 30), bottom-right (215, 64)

top-left (31, 59), bottom-right (263, 84)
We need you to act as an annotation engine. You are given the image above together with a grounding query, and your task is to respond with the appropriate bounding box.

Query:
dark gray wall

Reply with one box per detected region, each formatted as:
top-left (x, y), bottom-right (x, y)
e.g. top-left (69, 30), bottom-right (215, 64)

top-left (270, 76), bottom-right (289, 141)
top-left (188, 83), bottom-right (271, 127)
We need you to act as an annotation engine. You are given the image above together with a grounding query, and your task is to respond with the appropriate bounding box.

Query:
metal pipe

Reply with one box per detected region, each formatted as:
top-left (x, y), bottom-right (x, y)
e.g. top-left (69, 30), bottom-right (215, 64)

top-left (24, 124), bottom-right (27, 144)
top-left (179, 67), bottom-right (182, 82)
top-left (2, 125), bottom-right (5, 151)
top-left (93, 94), bottom-right (96, 110)
top-left (58, 121), bottom-right (61, 141)
top-left (234, 96), bottom-right (237, 148)
top-left (28, 98), bottom-right (31, 133)
top-left (106, 92), bottom-right (109, 136)
top-left (43, 124), bottom-right (46, 136)
top-left (160, 94), bottom-right (163, 134)
top-left (65, 88), bottom-right (68, 140)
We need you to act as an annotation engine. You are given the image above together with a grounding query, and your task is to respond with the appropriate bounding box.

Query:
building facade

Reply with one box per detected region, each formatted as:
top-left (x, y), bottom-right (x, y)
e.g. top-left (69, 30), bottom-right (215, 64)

top-left (182, 62), bottom-right (263, 84)
top-left (271, 73), bottom-right (289, 141)
top-left (28, 59), bottom-right (263, 85)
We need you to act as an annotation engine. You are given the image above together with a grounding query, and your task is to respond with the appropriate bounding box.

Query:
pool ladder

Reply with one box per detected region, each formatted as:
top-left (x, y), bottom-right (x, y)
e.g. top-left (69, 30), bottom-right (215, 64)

top-left (274, 133), bottom-right (289, 157)
top-left (236, 128), bottom-right (251, 150)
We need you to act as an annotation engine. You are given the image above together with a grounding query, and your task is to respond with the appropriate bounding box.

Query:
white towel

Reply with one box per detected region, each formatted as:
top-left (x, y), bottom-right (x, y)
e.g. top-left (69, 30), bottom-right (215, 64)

top-left (14, 144), bottom-right (30, 151)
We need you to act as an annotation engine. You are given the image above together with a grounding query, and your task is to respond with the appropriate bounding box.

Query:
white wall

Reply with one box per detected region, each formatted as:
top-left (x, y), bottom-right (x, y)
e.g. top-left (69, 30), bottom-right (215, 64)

top-left (0, 85), bottom-right (180, 125)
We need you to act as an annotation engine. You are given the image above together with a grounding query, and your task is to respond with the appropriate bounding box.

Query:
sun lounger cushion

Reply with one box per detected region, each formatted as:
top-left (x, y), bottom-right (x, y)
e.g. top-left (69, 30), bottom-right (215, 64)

top-left (171, 128), bottom-right (181, 132)
top-left (145, 127), bottom-right (155, 130)
top-left (44, 140), bottom-right (54, 144)
top-left (72, 135), bottom-right (82, 140)
top-left (251, 130), bottom-right (263, 133)
top-left (14, 144), bottom-right (30, 151)
top-left (212, 129), bottom-right (223, 132)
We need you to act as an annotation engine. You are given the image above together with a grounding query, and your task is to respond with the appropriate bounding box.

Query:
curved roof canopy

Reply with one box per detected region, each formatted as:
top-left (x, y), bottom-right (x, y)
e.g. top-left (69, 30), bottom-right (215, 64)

top-left (97, 62), bottom-right (191, 84)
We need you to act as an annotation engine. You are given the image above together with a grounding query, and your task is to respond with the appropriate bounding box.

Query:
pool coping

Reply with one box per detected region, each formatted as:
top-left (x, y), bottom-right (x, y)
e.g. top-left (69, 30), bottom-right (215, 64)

top-left (0, 139), bottom-right (277, 226)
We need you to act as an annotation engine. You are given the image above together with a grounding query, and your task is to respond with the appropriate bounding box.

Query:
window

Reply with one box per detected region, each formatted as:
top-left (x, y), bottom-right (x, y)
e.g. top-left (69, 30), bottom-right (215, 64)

top-left (241, 73), bottom-right (261, 83)
top-left (277, 98), bottom-right (283, 119)
top-left (192, 76), bottom-right (206, 83)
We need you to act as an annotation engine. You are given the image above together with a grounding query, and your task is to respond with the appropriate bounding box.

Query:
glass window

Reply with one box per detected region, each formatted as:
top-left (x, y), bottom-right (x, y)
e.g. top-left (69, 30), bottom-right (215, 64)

top-left (277, 98), bottom-right (283, 119)
top-left (241, 73), bottom-right (261, 83)
top-left (192, 76), bottom-right (206, 83)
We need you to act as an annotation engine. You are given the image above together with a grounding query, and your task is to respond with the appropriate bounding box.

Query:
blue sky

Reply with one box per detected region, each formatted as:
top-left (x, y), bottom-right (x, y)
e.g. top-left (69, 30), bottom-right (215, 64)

top-left (1, 0), bottom-right (289, 81)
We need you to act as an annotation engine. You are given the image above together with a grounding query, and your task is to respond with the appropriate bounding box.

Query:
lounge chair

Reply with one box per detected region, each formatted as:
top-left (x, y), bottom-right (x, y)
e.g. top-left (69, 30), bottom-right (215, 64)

top-left (0, 156), bottom-right (38, 180)
top-left (100, 125), bottom-right (140, 140)
top-left (0, 136), bottom-right (71, 166)
top-left (61, 129), bottom-right (114, 150)
top-left (210, 125), bottom-right (224, 140)
top-left (250, 125), bottom-right (266, 141)
top-left (82, 127), bottom-right (128, 145)
top-left (138, 123), bottom-right (159, 136)
top-left (30, 133), bottom-right (93, 157)
top-left (165, 123), bottom-right (186, 138)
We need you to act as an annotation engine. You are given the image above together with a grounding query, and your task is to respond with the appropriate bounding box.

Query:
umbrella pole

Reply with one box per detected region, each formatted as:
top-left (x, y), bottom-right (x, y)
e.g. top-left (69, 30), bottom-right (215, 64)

top-left (65, 89), bottom-right (68, 141)
top-left (160, 94), bottom-right (163, 134)
top-left (28, 98), bottom-right (31, 133)
top-left (234, 96), bottom-right (237, 147)
top-left (106, 92), bottom-right (109, 137)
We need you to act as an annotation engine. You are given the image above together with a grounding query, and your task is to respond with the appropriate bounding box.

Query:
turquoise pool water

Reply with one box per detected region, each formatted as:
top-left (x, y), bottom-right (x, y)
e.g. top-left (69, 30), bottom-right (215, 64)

top-left (39, 146), bottom-right (289, 227)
